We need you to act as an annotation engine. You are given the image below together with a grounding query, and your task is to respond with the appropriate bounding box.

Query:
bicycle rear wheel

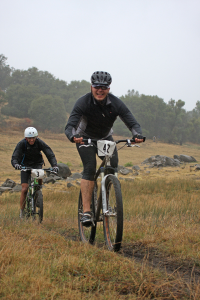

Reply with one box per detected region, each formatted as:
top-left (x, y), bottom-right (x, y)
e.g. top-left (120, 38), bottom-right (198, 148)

top-left (34, 190), bottom-right (43, 223)
top-left (103, 175), bottom-right (123, 252)
top-left (78, 187), bottom-right (97, 244)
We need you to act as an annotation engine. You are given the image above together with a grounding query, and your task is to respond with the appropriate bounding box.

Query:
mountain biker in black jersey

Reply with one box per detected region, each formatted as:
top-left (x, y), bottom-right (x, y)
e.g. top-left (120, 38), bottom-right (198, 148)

top-left (65, 71), bottom-right (144, 226)
top-left (11, 127), bottom-right (59, 218)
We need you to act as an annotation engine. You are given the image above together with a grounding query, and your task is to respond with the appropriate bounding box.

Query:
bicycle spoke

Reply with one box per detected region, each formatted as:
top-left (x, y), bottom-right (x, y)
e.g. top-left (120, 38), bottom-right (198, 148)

top-left (103, 175), bottom-right (123, 252)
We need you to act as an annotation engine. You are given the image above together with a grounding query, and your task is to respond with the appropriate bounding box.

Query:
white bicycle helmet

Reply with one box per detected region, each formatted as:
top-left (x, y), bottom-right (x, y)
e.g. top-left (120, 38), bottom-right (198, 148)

top-left (24, 127), bottom-right (38, 138)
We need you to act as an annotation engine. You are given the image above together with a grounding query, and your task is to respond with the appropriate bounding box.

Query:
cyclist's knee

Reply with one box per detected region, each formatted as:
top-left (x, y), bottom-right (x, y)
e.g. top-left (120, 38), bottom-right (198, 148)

top-left (82, 175), bottom-right (95, 181)
top-left (21, 184), bottom-right (28, 194)
top-left (82, 169), bottom-right (96, 181)
top-left (82, 166), bottom-right (96, 181)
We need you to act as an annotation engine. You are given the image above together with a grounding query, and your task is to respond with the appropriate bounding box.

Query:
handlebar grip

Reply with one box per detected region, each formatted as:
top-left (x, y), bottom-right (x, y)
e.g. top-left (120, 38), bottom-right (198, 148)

top-left (131, 136), bottom-right (146, 143)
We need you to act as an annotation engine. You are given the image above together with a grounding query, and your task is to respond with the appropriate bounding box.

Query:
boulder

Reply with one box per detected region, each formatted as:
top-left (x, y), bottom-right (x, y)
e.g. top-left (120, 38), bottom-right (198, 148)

top-left (174, 154), bottom-right (196, 163)
top-left (132, 165), bottom-right (140, 171)
top-left (57, 163), bottom-right (72, 179)
top-left (70, 172), bottom-right (82, 179)
top-left (2, 178), bottom-right (16, 188)
top-left (118, 165), bottom-right (133, 175)
top-left (0, 187), bottom-right (13, 193)
top-left (142, 155), bottom-right (181, 167)
top-left (49, 174), bottom-right (62, 180)
top-left (11, 184), bottom-right (22, 192)
top-left (43, 177), bottom-right (56, 184)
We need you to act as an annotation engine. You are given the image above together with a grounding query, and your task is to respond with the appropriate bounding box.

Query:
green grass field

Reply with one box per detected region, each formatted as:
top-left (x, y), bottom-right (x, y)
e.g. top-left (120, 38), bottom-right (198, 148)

top-left (1, 131), bottom-right (200, 299)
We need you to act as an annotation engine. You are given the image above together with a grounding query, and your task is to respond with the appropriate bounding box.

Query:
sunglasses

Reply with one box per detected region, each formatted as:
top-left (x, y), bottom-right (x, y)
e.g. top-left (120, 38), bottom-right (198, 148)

top-left (93, 86), bottom-right (109, 90)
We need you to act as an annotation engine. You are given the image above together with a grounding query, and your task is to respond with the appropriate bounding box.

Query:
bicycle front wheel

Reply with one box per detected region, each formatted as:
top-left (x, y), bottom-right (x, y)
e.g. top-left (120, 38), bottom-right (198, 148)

top-left (103, 175), bottom-right (123, 252)
top-left (78, 189), bottom-right (97, 244)
top-left (34, 190), bottom-right (43, 223)
top-left (24, 196), bottom-right (31, 219)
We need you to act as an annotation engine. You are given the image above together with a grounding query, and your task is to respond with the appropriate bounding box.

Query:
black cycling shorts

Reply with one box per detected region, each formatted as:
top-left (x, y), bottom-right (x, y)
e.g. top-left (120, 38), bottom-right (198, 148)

top-left (21, 164), bottom-right (43, 184)
top-left (76, 136), bottom-right (118, 181)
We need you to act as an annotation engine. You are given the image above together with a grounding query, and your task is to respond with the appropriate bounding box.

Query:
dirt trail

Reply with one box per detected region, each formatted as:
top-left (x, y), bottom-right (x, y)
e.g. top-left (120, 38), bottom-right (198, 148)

top-left (61, 228), bottom-right (200, 283)
top-left (121, 242), bottom-right (200, 283)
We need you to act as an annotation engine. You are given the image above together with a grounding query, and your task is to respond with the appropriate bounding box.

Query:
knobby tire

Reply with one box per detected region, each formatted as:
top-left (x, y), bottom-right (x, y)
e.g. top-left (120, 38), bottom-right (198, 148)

top-left (34, 190), bottom-right (43, 223)
top-left (78, 187), bottom-right (97, 245)
top-left (103, 175), bottom-right (123, 252)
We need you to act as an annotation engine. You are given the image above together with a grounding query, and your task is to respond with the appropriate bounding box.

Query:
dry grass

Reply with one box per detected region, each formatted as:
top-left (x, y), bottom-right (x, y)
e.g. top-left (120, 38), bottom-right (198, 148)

top-left (1, 131), bottom-right (200, 298)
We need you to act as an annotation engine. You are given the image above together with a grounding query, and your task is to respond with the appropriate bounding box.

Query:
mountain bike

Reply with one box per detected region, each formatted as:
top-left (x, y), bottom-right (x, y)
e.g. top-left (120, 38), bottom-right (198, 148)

top-left (78, 137), bottom-right (145, 252)
top-left (21, 167), bottom-right (55, 223)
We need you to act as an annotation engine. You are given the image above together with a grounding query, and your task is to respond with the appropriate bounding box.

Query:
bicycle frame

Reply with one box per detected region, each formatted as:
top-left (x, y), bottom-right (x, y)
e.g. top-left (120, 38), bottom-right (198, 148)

top-left (21, 167), bottom-right (55, 222)
top-left (27, 178), bottom-right (40, 215)
top-left (78, 137), bottom-right (145, 251)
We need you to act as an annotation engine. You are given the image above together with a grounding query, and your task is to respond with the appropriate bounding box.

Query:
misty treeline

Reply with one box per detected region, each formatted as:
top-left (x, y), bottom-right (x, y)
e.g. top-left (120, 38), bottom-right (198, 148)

top-left (0, 54), bottom-right (200, 144)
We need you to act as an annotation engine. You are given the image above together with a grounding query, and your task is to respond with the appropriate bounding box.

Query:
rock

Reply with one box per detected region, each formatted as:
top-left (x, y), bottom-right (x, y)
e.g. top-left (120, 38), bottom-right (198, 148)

top-left (118, 165), bottom-right (133, 175)
top-left (174, 155), bottom-right (196, 163)
top-left (132, 165), bottom-right (140, 171)
top-left (71, 173), bottom-right (82, 179)
top-left (133, 172), bottom-right (139, 176)
top-left (76, 181), bottom-right (81, 185)
top-left (173, 159), bottom-right (181, 166)
top-left (194, 164), bottom-right (200, 171)
top-left (67, 182), bottom-right (75, 188)
top-left (52, 163), bottom-right (71, 179)
top-left (49, 174), bottom-right (62, 180)
top-left (43, 177), bottom-right (56, 184)
top-left (2, 178), bottom-right (16, 188)
top-left (142, 155), bottom-right (181, 167)
top-left (66, 177), bottom-right (74, 181)
top-left (11, 184), bottom-right (22, 192)
top-left (0, 187), bottom-right (13, 193)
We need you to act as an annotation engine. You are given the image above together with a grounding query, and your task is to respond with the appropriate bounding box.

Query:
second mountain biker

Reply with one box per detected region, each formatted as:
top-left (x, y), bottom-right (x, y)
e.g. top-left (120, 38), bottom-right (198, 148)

top-left (11, 127), bottom-right (59, 218)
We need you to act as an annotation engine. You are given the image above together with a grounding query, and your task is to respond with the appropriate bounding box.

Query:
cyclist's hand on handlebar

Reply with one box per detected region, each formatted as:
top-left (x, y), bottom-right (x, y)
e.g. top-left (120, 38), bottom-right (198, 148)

top-left (73, 137), bottom-right (84, 144)
top-left (132, 134), bottom-right (146, 144)
top-left (52, 166), bottom-right (59, 173)
top-left (15, 164), bottom-right (22, 170)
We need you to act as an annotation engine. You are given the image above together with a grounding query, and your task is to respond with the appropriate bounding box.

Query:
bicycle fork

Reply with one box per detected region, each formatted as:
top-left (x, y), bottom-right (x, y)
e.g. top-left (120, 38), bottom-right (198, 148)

top-left (101, 173), bottom-right (117, 217)
top-left (30, 183), bottom-right (35, 213)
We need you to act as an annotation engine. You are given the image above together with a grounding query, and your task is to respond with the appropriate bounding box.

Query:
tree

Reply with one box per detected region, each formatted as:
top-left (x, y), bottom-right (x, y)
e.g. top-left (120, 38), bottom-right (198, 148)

top-left (29, 95), bottom-right (66, 132)
top-left (0, 54), bottom-right (12, 90)
top-left (1, 84), bottom-right (39, 118)
top-left (113, 92), bottom-right (169, 140)
top-left (63, 80), bottom-right (91, 112)
top-left (0, 89), bottom-right (6, 104)
top-left (165, 99), bottom-right (186, 144)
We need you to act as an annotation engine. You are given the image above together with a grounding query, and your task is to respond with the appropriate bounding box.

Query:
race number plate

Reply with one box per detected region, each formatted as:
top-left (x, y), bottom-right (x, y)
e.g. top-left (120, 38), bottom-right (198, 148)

top-left (97, 140), bottom-right (116, 157)
top-left (31, 169), bottom-right (45, 179)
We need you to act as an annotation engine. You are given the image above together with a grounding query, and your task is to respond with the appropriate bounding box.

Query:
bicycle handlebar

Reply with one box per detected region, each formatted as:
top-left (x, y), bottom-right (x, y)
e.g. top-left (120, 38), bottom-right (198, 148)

top-left (21, 167), bottom-right (55, 172)
top-left (82, 137), bottom-right (146, 144)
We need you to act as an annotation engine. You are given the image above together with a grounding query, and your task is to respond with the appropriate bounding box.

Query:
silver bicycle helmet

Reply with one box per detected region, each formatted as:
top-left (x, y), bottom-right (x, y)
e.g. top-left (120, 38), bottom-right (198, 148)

top-left (91, 71), bottom-right (112, 87)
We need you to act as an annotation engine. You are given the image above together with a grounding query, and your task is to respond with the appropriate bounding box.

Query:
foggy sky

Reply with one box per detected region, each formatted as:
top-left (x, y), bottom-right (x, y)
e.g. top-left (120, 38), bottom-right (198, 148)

top-left (1, 0), bottom-right (200, 111)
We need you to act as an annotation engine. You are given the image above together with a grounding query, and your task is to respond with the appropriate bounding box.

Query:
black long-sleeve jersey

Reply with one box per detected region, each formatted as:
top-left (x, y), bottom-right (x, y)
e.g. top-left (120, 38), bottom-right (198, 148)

top-left (11, 138), bottom-right (57, 167)
top-left (65, 92), bottom-right (142, 141)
